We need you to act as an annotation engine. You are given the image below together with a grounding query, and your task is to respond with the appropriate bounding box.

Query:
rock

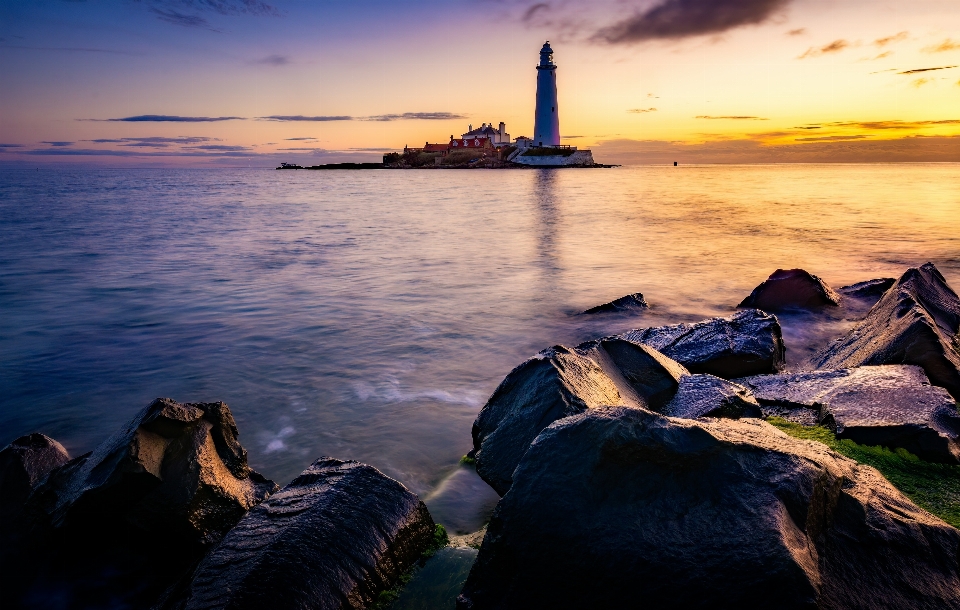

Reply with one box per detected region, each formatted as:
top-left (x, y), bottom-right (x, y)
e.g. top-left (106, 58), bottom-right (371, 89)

top-left (0, 433), bottom-right (70, 524)
top-left (172, 457), bottom-right (437, 610)
top-left (736, 365), bottom-right (960, 463)
top-left (620, 309), bottom-right (785, 378)
top-left (457, 408), bottom-right (960, 610)
top-left (581, 292), bottom-right (647, 314)
top-left (738, 268), bottom-right (842, 311)
top-left (813, 263), bottom-right (960, 399)
top-left (471, 339), bottom-right (686, 496)
top-left (660, 374), bottom-right (761, 420)
top-left (31, 397), bottom-right (276, 545)
top-left (839, 278), bottom-right (896, 301)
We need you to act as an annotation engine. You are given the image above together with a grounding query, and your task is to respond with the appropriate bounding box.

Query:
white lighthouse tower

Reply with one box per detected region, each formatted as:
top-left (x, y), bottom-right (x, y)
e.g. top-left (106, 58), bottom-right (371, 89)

top-left (533, 41), bottom-right (560, 147)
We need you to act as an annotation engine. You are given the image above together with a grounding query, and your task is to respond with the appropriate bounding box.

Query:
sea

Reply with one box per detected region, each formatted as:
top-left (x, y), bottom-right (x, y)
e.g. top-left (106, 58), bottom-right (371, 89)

top-left (1, 163), bottom-right (958, 544)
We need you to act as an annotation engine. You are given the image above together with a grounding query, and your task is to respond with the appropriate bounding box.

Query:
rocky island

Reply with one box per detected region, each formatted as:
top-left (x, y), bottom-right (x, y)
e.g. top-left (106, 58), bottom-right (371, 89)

top-left (3, 262), bottom-right (960, 609)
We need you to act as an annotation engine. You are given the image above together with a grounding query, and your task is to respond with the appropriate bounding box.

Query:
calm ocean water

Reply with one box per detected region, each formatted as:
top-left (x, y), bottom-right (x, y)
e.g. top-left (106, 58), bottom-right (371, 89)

top-left (1, 164), bottom-right (959, 533)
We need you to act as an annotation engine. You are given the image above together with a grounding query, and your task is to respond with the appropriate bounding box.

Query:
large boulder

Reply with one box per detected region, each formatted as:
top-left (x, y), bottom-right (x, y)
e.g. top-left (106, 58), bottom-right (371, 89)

top-left (839, 278), bottom-right (896, 301)
top-left (471, 339), bottom-right (687, 496)
top-left (813, 263), bottom-right (960, 399)
top-left (31, 398), bottom-right (277, 545)
top-left (170, 457), bottom-right (437, 610)
top-left (736, 366), bottom-right (960, 463)
top-left (457, 408), bottom-right (960, 610)
top-left (660, 374), bottom-right (761, 420)
top-left (620, 309), bottom-right (785, 378)
top-left (580, 292), bottom-right (647, 315)
top-left (0, 433), bottom-right (70, 524)
top-left (738, 268), bottom-right (841, 311)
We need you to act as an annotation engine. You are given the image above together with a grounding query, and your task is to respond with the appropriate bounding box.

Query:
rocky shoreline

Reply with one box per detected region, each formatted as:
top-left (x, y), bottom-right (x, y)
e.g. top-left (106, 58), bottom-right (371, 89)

top-left (3, 262), bottom-right (960, 608)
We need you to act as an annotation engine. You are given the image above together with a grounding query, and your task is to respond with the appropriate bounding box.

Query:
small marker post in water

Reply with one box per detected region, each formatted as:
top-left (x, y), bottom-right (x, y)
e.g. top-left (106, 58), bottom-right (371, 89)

top-left (674, 161), bottom-right (678, 166)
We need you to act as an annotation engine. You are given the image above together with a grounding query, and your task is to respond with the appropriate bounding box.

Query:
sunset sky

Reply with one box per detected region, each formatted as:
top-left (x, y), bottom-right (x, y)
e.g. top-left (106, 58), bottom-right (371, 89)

top-left (2, 0), bottom-right (959, 165)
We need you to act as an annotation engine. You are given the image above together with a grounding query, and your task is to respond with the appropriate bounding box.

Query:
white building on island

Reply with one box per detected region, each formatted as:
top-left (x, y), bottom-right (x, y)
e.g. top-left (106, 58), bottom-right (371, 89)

top-left (461, 122), bottom-right (511, 146)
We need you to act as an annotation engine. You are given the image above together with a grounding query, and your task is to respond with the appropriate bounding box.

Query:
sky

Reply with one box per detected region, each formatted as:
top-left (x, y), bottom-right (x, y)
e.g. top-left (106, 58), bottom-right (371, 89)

top-left (1, 0), bottom-right (959, 165)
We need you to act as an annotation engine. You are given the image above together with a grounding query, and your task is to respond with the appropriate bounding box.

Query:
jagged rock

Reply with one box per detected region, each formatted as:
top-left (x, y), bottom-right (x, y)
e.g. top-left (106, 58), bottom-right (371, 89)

top-left (660, 374), bottom-right (761, 420)
top-left (620, 309), bottom-right (785, 378)
top-left (171, 457), bottom-right (436, 610)
top-left (813, 263), bottom-right (960, 399)
top-left (840, 278), bottom-right (896, 301)
top-left (472, 339), bottom-right (687, 496)
top-left (457, 408), bottom-right (960, 610)
top-left (31, 397), bottom-right (276, 544)
top-left (736, 365), bottom-right (960, 463)
top-left (0, 433), bottom-right (70, 523)
top-left (581, 292), bottom-right (647, 314)
top-left (738, 268), bottom-right (842, 311)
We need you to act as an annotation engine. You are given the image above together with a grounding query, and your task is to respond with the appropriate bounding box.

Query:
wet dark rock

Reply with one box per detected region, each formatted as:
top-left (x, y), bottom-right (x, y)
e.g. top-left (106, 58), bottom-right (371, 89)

top-left (581, 292), bottom-right (647, 314)
top-left (660, 374), bottom-right (761, 420)
top-left (620, 309), bottom-right (785, 378)
top-left (736, 365), bottom-right (960, 463)
top-left (839, 277), bottom-right (896, 301)
top-left (0, 433), bottom-right (70, 524)
top-left (6, 398), bottom-right (277, 609)
top-left (738, 268), bottom-right (842, 311)
top-left (471, 339), bottom-right (686, 496)
top-left (813, 263), bottom-right (960, 399)
top-left (457, 408), bottom-right (960, 610)
top-left (171, 457), bottom-right (437, 610)
top-left (32, 397), bottom-right (276, 545)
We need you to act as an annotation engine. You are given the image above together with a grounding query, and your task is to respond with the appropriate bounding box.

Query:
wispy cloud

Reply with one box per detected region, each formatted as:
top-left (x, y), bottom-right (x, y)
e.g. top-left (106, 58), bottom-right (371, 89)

top-left (103, 115), bottom-right (244, 122)
top-left (259, 115), bottom-right (353, 121)
top-left (361, 112), bottom-right (467, 121)
top-left (284, 137), bottom-right (317, 141)
top-left (798, 39), bottom-right (853, 59)
top-left (898, 65), bottom-right (957, 74)
top-left (795, 135), bottom-right (871, 142)
top-left (150, 8), bottom-right (217, 30)
top-left (0, 45), bottom-right (142, 55)
top-left (923, 39), bottom-right (960, 54)
top-left (145, 0), bottom-right (280, 30)
top-left (85, 136), bottom-right (217, 147)
top-left (696, 115), bottom-right (769, 120)
top-left (911, 77), bottom-right (933, 88)
top-left (592, 0), bottom-right (792, 43)
top-left (628, 108), bottom-right (658, 113)
top-left (252, 54), bottom-right (290, 66)
top-left (787, 28), bottom-right (806, 36)
top-left (0, 143), bottom-right (24, 149)
top-left (41, 141), bottom-right (74, 147)
top-left (186, 144), bottom-right (250, 151)
top-left (874, 32), bottom-right (908, 47)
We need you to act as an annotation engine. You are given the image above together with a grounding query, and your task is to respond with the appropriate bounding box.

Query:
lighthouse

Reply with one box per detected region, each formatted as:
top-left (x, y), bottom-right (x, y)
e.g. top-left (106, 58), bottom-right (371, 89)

top-left (533, 41), bottom-right (560, 147)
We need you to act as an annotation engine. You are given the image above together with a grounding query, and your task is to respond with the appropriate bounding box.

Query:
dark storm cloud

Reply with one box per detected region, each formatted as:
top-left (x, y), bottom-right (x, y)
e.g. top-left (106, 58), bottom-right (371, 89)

top-left (898, 66), bottom-right (957, 74)
top-left (105, 115), bottom-right (245, 122)
top-left (41, 141), bottom-right (74, 146)
top-left (259, 115), bottom-right (353, 121)
top-left (696, 116), bottom-right (769, 120)
top-left (252, 54), bottom-right (290, 66)
top-left (361, 112), bottom-right (467, 121)
top-left (592, 0), bottom-right (792, 44)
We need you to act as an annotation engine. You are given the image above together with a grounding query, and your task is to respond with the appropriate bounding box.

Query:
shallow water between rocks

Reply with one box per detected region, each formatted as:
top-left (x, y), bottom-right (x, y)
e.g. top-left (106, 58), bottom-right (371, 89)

top-left (1, 164), bottom-right (958, 606)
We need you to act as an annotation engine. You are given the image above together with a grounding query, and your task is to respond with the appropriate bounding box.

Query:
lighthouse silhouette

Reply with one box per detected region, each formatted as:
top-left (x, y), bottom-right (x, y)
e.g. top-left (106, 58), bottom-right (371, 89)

top-left (533, 41), bottom-right (560, 147)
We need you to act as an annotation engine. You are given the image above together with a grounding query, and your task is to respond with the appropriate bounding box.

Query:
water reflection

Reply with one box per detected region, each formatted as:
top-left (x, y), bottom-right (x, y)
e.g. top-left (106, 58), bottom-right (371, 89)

top-left (532, 169), bottom-right (562, 286)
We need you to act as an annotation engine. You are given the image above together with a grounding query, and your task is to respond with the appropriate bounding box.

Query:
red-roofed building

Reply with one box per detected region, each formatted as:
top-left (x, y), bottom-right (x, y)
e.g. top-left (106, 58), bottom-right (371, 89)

top-left (448, 137), bottom-right (493, 150)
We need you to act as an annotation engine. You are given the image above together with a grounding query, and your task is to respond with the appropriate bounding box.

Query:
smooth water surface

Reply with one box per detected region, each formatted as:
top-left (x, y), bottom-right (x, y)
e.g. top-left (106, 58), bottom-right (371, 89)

top-left (1, 164), bottom-right (958, 531)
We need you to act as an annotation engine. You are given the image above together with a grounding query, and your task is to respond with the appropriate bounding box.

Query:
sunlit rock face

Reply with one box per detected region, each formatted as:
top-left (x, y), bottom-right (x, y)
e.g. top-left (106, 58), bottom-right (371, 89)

top-left (813, 262), bottom-right (960, 399)
top-left (31, 397), bottom-right (277, 545)
top-left (736, 365), bottom-right (960, 463)
top-left (739, 268), bottom-right (842, 311)
top-left (458, 408), bottom-right (960, 610)
top-left (620, 309), bottom-right (786, 378)
top-left (170, 457), bottom-right (436, 610)
top-left (471, 339), bottom-right (687, 496)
